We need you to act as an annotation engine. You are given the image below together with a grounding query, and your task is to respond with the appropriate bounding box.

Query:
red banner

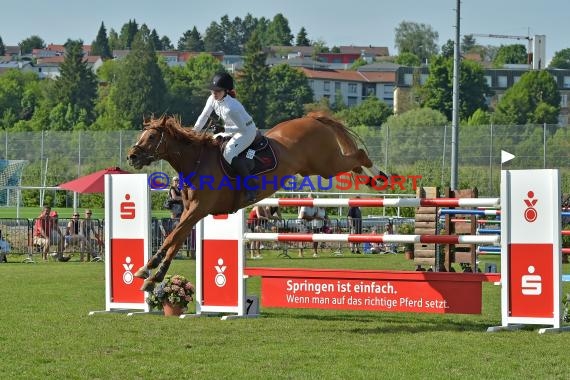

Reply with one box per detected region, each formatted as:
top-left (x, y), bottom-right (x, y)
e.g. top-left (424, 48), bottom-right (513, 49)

top-left (259, 275), bottom-right (483, 314)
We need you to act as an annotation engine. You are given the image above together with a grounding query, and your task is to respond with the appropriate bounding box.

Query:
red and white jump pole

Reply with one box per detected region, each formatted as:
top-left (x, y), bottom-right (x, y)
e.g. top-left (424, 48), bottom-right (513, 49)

top-left (256, 197), bottom-right (501, 208)
top-left (244, 232), bottom-right (499, 245)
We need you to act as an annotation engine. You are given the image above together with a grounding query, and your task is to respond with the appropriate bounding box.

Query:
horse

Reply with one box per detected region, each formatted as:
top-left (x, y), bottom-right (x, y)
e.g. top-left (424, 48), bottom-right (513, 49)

top-left (127, 112), bottom-right (384, 291)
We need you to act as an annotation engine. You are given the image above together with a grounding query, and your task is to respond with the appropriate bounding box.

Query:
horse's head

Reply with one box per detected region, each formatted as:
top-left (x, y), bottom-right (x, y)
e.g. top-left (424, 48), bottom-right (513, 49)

top-left (127, 120), bottom-right (168, 169)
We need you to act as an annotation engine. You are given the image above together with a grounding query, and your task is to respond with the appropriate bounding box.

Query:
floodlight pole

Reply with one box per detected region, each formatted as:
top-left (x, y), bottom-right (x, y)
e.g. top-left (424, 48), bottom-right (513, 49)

top-left (451, 0), bottom-right (461, 190)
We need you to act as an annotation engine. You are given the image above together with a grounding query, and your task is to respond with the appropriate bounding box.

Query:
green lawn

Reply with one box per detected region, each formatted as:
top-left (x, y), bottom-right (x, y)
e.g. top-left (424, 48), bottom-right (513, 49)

top-left (1, 252), bottom-right (570, 379)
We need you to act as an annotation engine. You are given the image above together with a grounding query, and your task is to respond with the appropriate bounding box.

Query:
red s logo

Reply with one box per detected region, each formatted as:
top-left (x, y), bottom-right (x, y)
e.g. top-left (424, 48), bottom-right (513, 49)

top-left (120, 194), bottom-right (136, 219)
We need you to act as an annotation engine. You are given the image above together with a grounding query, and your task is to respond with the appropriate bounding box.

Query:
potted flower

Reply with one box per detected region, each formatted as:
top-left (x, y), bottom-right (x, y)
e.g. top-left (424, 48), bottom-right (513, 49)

top-left (146, 274), bottom-right (195, 316)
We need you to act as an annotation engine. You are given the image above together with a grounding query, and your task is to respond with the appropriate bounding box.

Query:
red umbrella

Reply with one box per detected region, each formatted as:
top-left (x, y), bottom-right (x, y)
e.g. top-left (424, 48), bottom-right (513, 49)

top-left (58, 167), bottom-right (131, 193)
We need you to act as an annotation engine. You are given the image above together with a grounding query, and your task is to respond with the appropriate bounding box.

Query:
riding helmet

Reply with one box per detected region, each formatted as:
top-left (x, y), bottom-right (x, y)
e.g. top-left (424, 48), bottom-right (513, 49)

top-left (209, 72), bottom-right (234, 92)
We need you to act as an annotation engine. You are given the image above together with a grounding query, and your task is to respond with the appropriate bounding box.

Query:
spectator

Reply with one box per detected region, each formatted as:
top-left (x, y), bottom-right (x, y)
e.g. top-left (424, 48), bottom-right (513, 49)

top-left (383, 222), bottom-right (397, 254)
top-left (161, 209), bottom-right (180, 239)
top-left (247, 205), bottom-right (268, 259)
top-left (33, 206), bottom-right (63, 261)
top-left (81, 209), bottom-right (102, 261)
top-left (365, 227), bottom-right (384, 254)
top-left (169, 176), bottom-right (183, 218)
top-left (298, 201), bottom-right (325, 258)
top-left (65, 211), bottom-right (88, 260)
top-left (49, 211), bottom-right (69, 261)
top-left (347, 198), bottom-right (362, 254)
top-left (265, 206), bottom-right (283, 232)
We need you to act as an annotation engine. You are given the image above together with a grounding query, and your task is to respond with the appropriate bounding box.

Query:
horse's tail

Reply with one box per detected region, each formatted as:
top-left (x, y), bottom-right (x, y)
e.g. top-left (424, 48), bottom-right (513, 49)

top-left (306, 111), bottom-right (372, 167)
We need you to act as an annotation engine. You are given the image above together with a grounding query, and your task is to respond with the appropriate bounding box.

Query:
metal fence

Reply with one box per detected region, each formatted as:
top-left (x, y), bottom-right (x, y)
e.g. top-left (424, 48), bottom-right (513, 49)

top-left (1, 216), bottom-right (416, 262)
top-left (0, 123), bottom-right (568, 201)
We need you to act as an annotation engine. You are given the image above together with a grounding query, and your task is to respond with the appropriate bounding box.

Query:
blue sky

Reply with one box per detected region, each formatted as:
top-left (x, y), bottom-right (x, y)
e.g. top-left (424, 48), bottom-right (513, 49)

top-left (2, 0), bottom-right (568, 64)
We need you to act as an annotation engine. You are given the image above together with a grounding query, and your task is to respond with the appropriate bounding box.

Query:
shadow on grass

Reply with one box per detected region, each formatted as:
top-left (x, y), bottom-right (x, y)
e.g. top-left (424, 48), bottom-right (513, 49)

top-left (260, 310), bottom-right (501, 333)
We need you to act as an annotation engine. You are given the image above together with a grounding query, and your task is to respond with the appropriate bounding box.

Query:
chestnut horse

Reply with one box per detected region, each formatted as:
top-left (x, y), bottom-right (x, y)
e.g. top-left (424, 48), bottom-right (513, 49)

top-left (127, 112), bottom-right (383, 291)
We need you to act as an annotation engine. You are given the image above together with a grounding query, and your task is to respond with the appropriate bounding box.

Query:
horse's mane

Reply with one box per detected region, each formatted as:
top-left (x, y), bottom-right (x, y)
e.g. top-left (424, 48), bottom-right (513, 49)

top-left (144, 115), bottom-right (217, 148)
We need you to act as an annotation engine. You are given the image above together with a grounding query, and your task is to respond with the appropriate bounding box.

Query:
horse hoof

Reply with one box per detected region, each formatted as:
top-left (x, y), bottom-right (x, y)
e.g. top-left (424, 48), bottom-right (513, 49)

top-left (140, 280), bottom-right (155, 292)
top-left (134, 267), bottom-right (150, 279)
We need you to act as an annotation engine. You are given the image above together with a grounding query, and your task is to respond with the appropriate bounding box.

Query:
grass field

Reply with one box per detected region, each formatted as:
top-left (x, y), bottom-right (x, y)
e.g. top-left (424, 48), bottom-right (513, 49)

top-left (2, 251), bottom-right (570, 379)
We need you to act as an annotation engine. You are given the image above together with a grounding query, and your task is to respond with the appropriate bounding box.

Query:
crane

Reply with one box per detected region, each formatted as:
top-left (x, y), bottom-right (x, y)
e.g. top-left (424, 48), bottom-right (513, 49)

top-left (469, 33), bottom-right (533, 65)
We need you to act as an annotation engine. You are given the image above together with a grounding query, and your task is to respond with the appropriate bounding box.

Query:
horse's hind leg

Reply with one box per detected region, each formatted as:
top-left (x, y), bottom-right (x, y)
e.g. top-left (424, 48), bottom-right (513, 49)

top-left (335, 149), bottom-right (372, 173)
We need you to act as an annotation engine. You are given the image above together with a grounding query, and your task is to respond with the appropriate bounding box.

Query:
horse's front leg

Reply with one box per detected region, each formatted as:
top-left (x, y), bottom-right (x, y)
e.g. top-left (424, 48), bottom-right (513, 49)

top-left (140, 240), bottom-right (183, 291)
top-left (134, 248), bottom-right (166, 280)
top-left (140, 209), bottom-right (205, 291)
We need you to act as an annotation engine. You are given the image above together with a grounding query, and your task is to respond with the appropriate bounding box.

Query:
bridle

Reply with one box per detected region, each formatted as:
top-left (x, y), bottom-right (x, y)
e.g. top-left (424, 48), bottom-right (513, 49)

top-left (132, 127), bottom-right (166, 162)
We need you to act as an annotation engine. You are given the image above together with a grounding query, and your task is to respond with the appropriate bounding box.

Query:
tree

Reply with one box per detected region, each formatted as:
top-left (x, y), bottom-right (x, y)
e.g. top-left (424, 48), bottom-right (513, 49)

top-left (493, 44), bottom-right (528, 66)
top-left (394, 21), bottom-right (439, 63)
top-left (178, 27), bottom-right (204, 51)
top-left (108, 28), bottom-right (120, 51)
top-left (461, 35), bottom-right (476, 53)
top-left (349, 58), bottom-right (367, 70)
top-left (222, 15), bottom-right (242, 55)
top-left (396, 52), bottom-right (421, 67)
top-left (549, 48), bottom-right (570, 69)
top-left (296, 27), bottom-right (310, 46)
top-left (52, 39), bottom-right (98, 124)
top-left (253, 17), bottom-right (271, 47)
top-left (239, 31), bottom-right (269, 128)
top-left (494, 70), bottom-right (560, 125)
top-left (311, 39), bottom-right (329, 60)
top-left (149, 29), bottom-right (162, 50)
top-left (109, 29), bottom-right (166, 128)
top-left (96, 58), bottom-right (121, 83)
top-left (382, 107), bottom-right (448, 165)
top-left (203, 21), bottom-right (225, 51)
top-left (163, 53), bottom-right (224, 125)
top-left (118, 19), bottom-right (139, 49)
top-left (241, 13), bottom-right (259, 46)
top-left (422, 55), bottom-right (491, 121)
top-left (160, 36), bottom-right (174, 50)
top-left (266, 13), bottom-right (293, 46)
top-left (466, 108), bottom-right (491, 126)
top-left (335, 97), bottom-right (392, 128)
top-left (91, 22), bottom-right (112, 59)
top-left (0, 35), bottom-right (5, 56)
top-left (0, 70), bottom-right (41, 128)
top-left (440, 39), bottom-right (454, 59)
top-left (19, 35), bottom-right (45, 54)
top-left (265, 64), bottom-right (313, 127)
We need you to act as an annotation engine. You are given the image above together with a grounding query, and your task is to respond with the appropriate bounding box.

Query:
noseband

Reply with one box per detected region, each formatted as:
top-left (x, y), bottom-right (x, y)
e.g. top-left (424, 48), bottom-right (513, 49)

top-left (132, 129), bottom-right (165, 161)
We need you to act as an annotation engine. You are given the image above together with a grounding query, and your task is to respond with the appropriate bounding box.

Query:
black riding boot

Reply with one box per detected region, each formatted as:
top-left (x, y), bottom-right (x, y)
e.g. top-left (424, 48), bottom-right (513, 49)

top-left (231, 157), bottom-right (257, 203)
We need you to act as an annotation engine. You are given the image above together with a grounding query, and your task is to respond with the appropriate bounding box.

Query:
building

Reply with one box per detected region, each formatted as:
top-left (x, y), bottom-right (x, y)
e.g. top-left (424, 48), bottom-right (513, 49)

top-left (300, 65), bottom-right (396, 107)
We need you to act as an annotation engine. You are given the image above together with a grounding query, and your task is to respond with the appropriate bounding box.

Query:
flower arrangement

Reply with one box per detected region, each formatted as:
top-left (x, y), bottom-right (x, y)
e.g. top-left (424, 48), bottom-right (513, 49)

top-left (146, 274), bottom-right (195, 311)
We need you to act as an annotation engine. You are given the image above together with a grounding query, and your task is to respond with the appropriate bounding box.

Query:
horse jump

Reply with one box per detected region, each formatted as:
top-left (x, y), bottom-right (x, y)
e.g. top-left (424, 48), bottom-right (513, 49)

top-left (193, 170), bottom-right (566, 333)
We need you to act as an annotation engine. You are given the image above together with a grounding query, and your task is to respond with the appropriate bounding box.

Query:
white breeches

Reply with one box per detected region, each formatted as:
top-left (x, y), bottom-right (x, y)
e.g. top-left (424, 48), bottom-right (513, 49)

top-left (220, 128), bottom-right (257, 164)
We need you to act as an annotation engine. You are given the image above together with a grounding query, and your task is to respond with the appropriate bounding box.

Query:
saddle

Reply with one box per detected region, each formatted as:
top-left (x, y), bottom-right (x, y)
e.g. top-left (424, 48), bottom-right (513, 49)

top-left (217, 131), bottom-right (278, 179)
